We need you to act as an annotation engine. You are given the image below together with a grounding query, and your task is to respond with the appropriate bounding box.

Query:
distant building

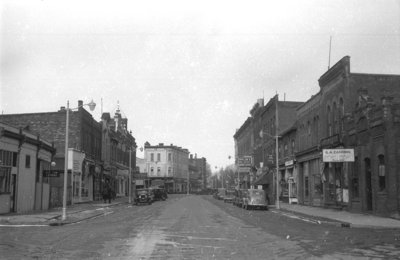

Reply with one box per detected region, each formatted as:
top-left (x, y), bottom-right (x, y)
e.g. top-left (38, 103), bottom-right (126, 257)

top-left (188, 154), bottom-right (207, 192)
top-left (139, 142), bottom-right (189, 193)
top-left (0, 122), bottom-right (55, 214)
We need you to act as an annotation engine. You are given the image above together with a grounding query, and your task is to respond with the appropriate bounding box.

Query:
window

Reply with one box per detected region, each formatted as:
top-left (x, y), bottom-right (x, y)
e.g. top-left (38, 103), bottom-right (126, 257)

top-left (168, 153), bottom-right (172, 162)
top-left (157, 153), bottom-right (161, 162)
top-left (168, 167), bottom-right (171, 176)
top-left (351, 156), bottom-right (359, 198)
top-left (150, 167), bottom-right (154, 174)
top-left (25, 155), bottom-right (31, 168)
top-left (0, 167), bottom-right (11, 194)
top-left (378, 155), bottom-right (386, 191)
top-left (150, 153), bottom-right (154, 162)
top-left (327, 105), bottom-right (332, 136)
top-left (291, 140), bottom-right (295, 154)
top-left (157, 167), bottom-right (161, 176)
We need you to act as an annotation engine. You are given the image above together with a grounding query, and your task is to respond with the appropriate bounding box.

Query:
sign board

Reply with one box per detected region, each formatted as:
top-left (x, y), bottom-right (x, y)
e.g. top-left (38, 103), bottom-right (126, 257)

top-left (43, 170), bottom-right (71, 177)
top-left (238, 156), bottom-right (252, 167)
top-left (322, 149), bottom-right (354, 162)
top-left (285, 160), bottom-right (294, 167)
top-left (238, 166), bottom-right (251, 173)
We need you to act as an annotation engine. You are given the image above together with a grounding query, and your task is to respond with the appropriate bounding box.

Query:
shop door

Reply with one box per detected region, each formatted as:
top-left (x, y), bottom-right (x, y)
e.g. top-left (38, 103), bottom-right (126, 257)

top-left (10, 174), bottom-right (16, 212)
top-left (364, 158), bottom-right (372, 211)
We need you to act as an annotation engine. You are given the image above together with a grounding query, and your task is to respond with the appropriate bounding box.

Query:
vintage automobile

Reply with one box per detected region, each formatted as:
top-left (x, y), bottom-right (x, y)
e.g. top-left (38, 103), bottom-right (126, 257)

top-left (150, 186), bottom-right (168, 201)
top-left (242, 189), bottom-right (268, 210)
top-left (233, 189), bottom-right (248, 208)
top-left (215, 188), bottom-right (226, 200)
top-left (223, 189), bottom-right (236, 203)
top-left (134, 189), bottom-right (153, 205)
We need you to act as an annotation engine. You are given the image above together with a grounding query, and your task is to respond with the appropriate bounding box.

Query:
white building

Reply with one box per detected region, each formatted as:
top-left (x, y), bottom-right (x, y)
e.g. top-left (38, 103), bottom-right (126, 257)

top-left (138, 142), bottom-right (189, 193)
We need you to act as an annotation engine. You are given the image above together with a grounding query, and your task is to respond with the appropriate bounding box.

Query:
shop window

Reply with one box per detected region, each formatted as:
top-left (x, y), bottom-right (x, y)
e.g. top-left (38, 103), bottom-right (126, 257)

top-left (314, 175), bottom-right (323, 196)
top-left (378, 155), bottom-right (386, 191)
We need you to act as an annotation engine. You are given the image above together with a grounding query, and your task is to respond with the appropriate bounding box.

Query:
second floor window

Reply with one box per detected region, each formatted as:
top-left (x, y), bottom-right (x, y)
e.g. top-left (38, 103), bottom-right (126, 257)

top-left (150, 153), bottom-right (154, 162)
top-left (25, 155), bottom-right (31, 168)
top-left (378, 155), bottom-right (386, 191)
top-left (157, 153), bottom-right (161, 162)
top-left (168, 153), bottom-right (172, 162)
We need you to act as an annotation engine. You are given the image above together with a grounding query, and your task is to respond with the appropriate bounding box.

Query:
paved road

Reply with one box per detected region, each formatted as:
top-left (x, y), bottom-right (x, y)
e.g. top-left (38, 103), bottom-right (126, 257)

top-left (1, 195), bottom-right (400, 259)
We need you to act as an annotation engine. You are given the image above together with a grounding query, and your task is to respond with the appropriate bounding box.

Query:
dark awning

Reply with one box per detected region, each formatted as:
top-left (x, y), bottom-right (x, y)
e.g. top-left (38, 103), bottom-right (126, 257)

top-left (253, 172), bottom-right (271, 185)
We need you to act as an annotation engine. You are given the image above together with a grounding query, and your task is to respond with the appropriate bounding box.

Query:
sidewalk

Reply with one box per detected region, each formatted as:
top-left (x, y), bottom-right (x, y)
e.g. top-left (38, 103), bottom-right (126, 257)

top-left (277, 202), bottom-right (400, 229)
top-left (0, 197), bottom-right (129, 227)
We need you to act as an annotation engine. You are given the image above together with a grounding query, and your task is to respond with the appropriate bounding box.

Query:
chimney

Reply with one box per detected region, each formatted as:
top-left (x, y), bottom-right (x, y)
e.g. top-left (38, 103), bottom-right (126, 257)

top-left (78, 100), bottom-right (83, 107)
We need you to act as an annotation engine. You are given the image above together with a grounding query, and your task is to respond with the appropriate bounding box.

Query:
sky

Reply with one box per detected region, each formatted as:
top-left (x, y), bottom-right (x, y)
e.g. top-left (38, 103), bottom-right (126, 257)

top-left (1, 0), bottom-right (400, 173)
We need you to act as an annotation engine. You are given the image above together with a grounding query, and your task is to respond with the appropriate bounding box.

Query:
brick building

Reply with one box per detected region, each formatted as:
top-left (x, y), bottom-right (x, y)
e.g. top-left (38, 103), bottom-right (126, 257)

top-left (188, 154), bottom-right (207, 192)
top-left (296, 56), bottom-right (400, 218)
top-left (101, 106), bottom-right (136, 200)
top-left (0, 100), bottom-right (102, 206)
top-left (253, 95), bottom-right (303, 204)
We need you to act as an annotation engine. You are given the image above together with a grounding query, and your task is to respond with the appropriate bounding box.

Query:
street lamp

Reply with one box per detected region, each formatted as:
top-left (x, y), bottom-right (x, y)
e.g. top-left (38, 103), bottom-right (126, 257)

top-left (62, 99), bottom-right (96, 221)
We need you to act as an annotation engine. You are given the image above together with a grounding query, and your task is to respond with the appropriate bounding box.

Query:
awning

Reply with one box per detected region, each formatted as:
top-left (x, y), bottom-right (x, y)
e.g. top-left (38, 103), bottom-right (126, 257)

top-left (253, 172), bottom-right (271, 185)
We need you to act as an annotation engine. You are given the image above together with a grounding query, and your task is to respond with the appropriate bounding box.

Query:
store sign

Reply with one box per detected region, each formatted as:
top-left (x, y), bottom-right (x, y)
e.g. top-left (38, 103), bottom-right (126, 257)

top-left (322, 149), bottom-right (354, 162)
top-left (238, 156), bottom-right (252, 167)
top-left (285, 160), bottom-right (294, 167)
top-left (43, 170), bottom-right (71, 177)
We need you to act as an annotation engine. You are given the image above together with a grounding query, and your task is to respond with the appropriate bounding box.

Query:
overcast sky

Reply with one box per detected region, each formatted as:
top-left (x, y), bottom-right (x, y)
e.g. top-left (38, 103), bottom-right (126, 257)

top-left (1, 0), bottom-right (399, 172)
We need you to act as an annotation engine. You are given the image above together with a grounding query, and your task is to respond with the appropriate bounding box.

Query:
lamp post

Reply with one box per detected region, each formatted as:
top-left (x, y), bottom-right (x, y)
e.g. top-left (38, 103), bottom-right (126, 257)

top-left (62, 100), bottom-right (96, 221)
top-left (259, 95), bottom-right (280, 209)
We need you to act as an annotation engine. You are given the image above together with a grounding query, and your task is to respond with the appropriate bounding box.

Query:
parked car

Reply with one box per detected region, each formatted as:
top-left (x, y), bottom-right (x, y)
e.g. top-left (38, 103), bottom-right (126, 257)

top-left (242, 189), bottom-right (268, 210)
top-left (233, 189), bottom-right (248, 208)
top-left (223, 189), bottom-right (235, 203)
top-left (134, 189), bottom-right (153, 205)
top-left (215, 188), bottom-right (226, 200)
top-left (150, 186), bottom-right (168, 201)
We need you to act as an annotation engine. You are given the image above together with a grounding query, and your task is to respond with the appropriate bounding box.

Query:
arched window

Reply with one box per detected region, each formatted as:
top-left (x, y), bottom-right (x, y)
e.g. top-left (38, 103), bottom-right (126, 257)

top-left (339, 98), bottom-right (344, 133)
top-left (378, 154), bottom-right (386, 191)
top-left (333, 102), bottom-right (337, 134)
top-left (327, 105), bottom-right (332, 136)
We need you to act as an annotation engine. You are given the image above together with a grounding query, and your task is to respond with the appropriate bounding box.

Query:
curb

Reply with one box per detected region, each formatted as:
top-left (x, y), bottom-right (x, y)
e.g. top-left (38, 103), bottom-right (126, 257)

top-left (48, 212), bottom-right (106, 226)
top-left (275, 208), bottom-right (352, 228)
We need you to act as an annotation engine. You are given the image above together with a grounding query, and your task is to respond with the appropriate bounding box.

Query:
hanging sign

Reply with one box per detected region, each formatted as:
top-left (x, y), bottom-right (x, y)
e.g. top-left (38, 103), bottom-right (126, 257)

top-left (322, 149), bottom-right (354, 162)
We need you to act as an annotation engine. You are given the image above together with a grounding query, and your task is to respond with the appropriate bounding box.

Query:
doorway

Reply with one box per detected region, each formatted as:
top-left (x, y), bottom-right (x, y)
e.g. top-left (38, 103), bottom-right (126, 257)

top-left (364, 158), bottom-right (372, 211)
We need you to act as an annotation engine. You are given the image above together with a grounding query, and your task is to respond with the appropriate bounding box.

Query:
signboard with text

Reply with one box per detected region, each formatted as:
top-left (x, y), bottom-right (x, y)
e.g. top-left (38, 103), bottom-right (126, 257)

top-left (322, 149), bottom-right (354, 162)
top-left (238, 156), bottom-right (253, 167)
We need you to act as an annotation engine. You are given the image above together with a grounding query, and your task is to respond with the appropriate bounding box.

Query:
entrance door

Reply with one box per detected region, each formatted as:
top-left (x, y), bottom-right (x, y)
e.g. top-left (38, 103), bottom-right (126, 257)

top-left (10, 174), bottom-right (16, 212)
top-left (364, 158), bottom-right (372, 211)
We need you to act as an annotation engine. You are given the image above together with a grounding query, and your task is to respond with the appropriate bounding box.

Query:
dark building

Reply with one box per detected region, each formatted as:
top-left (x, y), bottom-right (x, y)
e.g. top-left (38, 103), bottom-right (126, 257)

top-left (101, 107), bottom-right (136, 200)
top-left (296, 56), bottom-right (400, 218)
